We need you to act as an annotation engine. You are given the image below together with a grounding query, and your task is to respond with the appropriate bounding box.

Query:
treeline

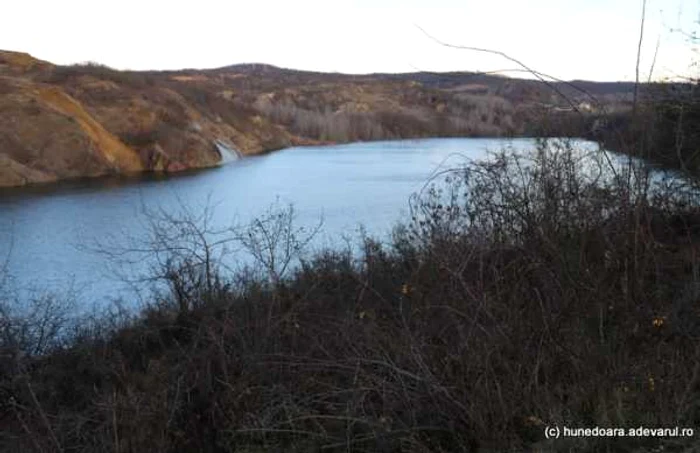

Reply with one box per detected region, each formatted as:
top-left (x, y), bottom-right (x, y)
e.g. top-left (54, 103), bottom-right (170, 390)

top-left (645, 82), bottom-right (700, 174)
top-left (253, 96), bottom-right (521, 143)
top-left (581, 81), bottom-right (700, 179)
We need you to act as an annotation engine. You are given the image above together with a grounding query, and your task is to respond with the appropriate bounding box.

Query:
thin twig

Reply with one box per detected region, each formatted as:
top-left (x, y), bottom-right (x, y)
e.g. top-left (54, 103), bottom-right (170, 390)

top-left (634, 0), bottom-right (648, 114)
top-left (415, 25), bottom-right (581, 113)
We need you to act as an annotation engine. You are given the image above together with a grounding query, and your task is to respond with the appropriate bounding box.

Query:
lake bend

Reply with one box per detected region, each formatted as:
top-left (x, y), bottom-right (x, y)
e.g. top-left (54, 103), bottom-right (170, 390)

top-left (0, 137), bottom-right (650, 310)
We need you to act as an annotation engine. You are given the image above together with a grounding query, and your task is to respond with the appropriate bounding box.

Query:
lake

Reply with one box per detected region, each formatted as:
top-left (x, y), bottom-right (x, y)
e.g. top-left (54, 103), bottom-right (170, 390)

top-left (0, 137), bottom-right (636, 310)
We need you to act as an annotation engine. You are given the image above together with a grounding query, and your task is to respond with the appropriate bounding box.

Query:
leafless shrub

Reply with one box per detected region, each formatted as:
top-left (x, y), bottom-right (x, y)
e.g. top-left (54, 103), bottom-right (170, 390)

top-left (233, 200), bottom-right (322, 287)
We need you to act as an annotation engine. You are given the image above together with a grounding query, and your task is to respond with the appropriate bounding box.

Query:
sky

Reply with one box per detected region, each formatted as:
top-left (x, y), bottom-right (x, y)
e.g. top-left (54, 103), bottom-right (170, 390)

top-left (2, 0), bottom-right (699, 81)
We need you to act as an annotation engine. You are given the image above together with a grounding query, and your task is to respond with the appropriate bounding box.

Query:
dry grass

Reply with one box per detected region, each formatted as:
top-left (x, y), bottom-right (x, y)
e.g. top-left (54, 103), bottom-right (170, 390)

top-left (36, 86), bottom-right (143, 171)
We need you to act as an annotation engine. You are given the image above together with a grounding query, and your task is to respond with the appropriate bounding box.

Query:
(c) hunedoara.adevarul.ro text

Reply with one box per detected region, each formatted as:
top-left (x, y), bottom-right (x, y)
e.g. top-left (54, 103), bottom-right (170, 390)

top-left (544, 426), bottom-right (694, 439)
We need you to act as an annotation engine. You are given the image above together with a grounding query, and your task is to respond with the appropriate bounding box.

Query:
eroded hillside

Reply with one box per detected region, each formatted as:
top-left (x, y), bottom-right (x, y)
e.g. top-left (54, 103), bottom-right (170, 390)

top-left (0, 50), bottom-right (633, 188)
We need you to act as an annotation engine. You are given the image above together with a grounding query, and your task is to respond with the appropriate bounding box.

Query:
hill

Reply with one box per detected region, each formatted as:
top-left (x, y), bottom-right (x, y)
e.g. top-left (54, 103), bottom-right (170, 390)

top-left (0, 50), bottom-right (636, 188)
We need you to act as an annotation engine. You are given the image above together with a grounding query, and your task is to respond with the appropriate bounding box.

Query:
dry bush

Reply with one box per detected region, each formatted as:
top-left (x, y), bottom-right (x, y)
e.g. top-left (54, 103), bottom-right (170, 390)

top-left (3, 138), bottom-right (700, 452)
top-left (400, 139), bottom-right (700, 450)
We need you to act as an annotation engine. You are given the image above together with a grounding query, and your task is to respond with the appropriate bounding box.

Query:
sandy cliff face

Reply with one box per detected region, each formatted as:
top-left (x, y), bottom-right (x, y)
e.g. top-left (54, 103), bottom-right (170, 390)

top-left (0, 51), bottom-right (296, 188)
top-left (0, 53), bottom-right (143, 186)
top-left (0, 75), bottom-right (126, 186)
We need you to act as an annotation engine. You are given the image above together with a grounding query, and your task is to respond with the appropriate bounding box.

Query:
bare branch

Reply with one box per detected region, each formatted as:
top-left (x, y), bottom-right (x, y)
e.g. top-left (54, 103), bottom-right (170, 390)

top-left (415, 24), bottom-right (582, 113)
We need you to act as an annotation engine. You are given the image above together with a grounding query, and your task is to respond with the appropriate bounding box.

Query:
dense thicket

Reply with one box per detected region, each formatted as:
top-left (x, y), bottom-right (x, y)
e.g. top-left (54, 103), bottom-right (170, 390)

top-left (648, 82), bottom-right (700, 174)
top-left (2, 131), bottom-right (700, 452)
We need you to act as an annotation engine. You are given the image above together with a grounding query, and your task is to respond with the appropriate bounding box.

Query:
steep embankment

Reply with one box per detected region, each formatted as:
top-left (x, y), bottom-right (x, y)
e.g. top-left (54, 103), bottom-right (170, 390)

top-left (0, 51), bottom-right (270, 187)
top-left (0, 50), bottom-right (634, 188)
top-left (0, 75), bottom-right (130, 185)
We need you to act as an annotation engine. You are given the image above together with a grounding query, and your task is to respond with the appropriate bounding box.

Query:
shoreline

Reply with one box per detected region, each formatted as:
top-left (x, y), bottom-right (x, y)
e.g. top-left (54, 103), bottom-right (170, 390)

top-left (0, 134), bottom-right (591, 193)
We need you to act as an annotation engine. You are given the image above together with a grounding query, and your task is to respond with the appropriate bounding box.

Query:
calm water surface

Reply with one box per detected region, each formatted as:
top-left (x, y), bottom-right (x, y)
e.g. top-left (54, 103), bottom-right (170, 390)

top-left (0, 138), bottom-right (601, 308)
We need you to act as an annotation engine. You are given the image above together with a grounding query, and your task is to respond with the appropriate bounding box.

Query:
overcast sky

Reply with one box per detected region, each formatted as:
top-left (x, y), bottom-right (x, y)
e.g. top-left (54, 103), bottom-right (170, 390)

top-left (2, 0), bottom-right (698, 81)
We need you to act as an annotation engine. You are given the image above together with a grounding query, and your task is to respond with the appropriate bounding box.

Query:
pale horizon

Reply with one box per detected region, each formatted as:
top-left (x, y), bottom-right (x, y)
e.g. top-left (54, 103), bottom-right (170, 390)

top-left (3, 0), bottom-right (699, 82)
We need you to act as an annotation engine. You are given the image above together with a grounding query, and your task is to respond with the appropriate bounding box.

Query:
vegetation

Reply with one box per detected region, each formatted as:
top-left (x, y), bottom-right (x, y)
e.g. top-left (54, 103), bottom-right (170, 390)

top-left (2, 130), bottom-right (700, 451)
top-left (0, 49), bottom-right (634, 188)
top-left (646, 82), bottom-right (700, 175)
top-left (3, 25), bottom-right (700, 453)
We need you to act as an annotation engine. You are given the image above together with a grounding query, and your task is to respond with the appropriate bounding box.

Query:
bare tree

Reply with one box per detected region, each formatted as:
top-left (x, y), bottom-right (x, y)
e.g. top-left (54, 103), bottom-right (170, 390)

top-left (234, 200), bottom-right (323, 287)
top-left (84, 194), bottom-right (239, 313)
top-left (86, 195), bottom-right (322, 313)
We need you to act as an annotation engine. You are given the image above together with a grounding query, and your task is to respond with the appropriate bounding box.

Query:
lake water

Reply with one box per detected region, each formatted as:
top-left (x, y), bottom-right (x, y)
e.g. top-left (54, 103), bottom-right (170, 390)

top-left (0, 137), bottom-right (640, 309)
